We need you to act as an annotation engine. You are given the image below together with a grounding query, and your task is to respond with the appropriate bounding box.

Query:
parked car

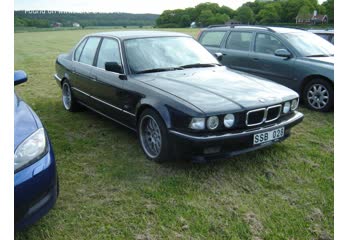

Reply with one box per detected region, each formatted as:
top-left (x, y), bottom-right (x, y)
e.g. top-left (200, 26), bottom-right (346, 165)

top-left (54, 31), bottom-right (303, 162)
top-left (14, 71), bottom-right (58, 230)
top-left (308, 29), bottom-right (334, 44)
top-left (198, 26), bottom-right (334, 112)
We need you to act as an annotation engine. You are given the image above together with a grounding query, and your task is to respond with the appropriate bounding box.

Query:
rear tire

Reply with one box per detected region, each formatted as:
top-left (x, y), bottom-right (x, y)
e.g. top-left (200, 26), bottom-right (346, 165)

top-left (62, 80), bottom-right (79, 112)
top-left (303, 78), bottom-right (333, 112)
top-left (138, 109), bottom-right (171, 163)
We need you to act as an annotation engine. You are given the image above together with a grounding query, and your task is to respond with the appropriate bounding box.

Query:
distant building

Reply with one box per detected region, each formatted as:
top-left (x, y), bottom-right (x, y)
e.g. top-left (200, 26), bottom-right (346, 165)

top-left (296, 10), bottom-right (328, 24)
top-left (72, 22), bottom-right (80, 27)
top-left (51, 22), bottom-right (63, 28)
top-left (190, 22), bottom-right (197, 28)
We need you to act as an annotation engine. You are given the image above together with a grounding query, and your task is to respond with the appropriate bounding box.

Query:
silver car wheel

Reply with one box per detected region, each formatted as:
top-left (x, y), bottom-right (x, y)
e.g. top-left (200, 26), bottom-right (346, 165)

top-left (62, 82), bottom-right (72, 110)
top-left (139, 115), bottom-right (162, 158)
top-left (307, 83), bottom-right (329, 110)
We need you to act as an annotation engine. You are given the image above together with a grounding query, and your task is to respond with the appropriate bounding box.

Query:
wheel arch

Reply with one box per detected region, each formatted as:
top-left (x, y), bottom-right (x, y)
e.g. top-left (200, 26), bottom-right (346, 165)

top-left (301, 74), bottom-right (333, 94)
top-left (135, 100), bottom-right (172, 129)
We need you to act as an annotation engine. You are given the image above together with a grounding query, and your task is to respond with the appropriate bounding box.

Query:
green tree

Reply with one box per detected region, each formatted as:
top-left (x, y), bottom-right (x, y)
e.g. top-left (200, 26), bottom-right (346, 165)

top-left (322, 0), bottom-right (334, 22)
top-left (236, 6), bottom-right (255, 24)
top-left (298, 5), bottom-right (311, 19)
top-left (197, 9), bottom-right (215, 26)
top-left (257, 4), bottom-right (280, 24)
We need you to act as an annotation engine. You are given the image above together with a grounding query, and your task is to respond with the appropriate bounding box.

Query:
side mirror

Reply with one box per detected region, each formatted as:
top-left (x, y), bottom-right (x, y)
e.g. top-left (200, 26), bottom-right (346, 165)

top-left (213, 52), bottom-right (223, 61)
top-left (274, 49), bottom-right (291, 58)
top-left (14, 70), bottom-right (28, 86)
top-left (105, 62), bottom-right (124, 74)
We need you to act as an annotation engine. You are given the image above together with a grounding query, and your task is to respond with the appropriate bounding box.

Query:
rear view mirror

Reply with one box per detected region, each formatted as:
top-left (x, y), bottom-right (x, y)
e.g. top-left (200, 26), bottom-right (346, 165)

top-left (214, 52), bottom-right (223, 61)
top-left (105, 62), bottom-right (123, 74)
top-left (274, 49), bottom-right (291, 58)
top-left (14, 70), bottom-right (28, 86)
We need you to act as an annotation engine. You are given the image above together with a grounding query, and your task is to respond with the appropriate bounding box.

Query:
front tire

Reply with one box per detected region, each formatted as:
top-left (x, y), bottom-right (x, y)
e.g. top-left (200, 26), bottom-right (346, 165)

top-left (62, 80), bottom-right (79, 112)
top-left (138, 109), bottom-right (171, 163)
top-left (303, 78), bottom-right (333, 112)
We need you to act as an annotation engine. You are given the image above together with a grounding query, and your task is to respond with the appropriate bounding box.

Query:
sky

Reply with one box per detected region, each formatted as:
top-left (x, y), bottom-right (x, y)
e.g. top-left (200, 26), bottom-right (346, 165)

top-left (14, 0), bottom-right (326, 14)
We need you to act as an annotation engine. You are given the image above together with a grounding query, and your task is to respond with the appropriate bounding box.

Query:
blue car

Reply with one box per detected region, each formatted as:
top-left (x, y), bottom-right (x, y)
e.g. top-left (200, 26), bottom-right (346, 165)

top-left (14, 70), bottom-right (58, 230)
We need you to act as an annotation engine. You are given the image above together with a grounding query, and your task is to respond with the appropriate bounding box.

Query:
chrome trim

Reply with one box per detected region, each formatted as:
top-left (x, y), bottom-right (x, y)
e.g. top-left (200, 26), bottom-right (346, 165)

top-left (170, 111), bottom-right (303, 141)
top-left (71, 87), bottom-right (136, 117)
top-left (265, 104), bottom-right (282, 123)
top-left (54, 74), bottom-right (62, 82)
top-left (246, 108), bottom-right (266, 127)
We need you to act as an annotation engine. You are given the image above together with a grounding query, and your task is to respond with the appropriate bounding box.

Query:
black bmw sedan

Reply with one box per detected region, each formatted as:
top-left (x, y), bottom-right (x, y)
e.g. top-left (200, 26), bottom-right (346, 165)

top-left (54, 31), bottom-right (303, 162)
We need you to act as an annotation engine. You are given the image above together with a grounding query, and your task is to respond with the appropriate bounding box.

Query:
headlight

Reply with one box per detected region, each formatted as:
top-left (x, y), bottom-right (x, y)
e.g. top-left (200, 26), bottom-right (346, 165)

top-left (223, 114), bottom-right (235, 128)
top-left (14, 128), bottom-right (47, 172)
top-left (207, 116), bottom-right (219, 130)
top-left (283, 102), bottom-right (291, 113)
top-left (291, 98), bottom-right (299, 110)
top-left (189, 118), bottom-right (205, 130)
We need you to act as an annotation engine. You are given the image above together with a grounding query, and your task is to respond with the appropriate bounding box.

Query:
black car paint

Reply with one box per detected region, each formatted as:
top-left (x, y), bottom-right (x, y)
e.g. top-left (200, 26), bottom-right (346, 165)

top-left (55, 31), bottom-right (303, 159)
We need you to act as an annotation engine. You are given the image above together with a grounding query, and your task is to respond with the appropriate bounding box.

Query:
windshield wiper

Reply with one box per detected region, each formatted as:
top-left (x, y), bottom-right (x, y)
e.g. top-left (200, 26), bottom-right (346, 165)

top-left (179, 63), bottom-right (221, 69)
top-left (136, 67), bottom-right (184, 74)
top-left (306, 54), bottom-right (332, 57)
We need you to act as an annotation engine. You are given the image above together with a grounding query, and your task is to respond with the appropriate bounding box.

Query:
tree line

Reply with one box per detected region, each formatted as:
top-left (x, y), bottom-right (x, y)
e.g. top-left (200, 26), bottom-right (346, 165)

top-left (156, 0), bottom-right (334, 28)
top-left (14, 11), bottom-right (159, 28)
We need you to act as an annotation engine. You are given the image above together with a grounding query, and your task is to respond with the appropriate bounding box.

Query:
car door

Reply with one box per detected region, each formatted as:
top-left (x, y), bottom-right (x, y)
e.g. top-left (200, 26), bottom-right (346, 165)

top-left (249, 32), bottom-right (295, 86)
top-left (89, 37), bottom-right (128, 123)
top-left (219, 31), bottom-right (255, 73)
top-left (71, 36), bottom-right (102, 104)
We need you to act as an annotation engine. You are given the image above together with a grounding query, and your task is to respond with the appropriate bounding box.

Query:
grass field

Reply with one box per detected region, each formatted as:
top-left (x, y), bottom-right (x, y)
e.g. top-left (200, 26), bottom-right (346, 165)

top-left (14, 28), bottom-right (333, 240)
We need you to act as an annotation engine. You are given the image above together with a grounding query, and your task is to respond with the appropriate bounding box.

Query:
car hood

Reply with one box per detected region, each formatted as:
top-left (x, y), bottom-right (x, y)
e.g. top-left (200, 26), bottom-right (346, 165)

top-left (135, 67), bottom-right (298, 113)
top-left (303, 56), bottom-right (334, 65)
top-left (14, 93), bottom-right (40, 150)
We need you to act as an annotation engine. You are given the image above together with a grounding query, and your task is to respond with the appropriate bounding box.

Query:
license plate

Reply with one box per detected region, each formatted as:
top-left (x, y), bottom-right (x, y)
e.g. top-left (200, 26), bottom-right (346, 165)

top-left (253, 127), bottom-right (285, 145)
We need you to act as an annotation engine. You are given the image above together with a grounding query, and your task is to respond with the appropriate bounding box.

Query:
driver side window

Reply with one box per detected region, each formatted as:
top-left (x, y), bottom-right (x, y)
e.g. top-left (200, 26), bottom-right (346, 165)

top-left (255, 33), bottom-right (285, 55)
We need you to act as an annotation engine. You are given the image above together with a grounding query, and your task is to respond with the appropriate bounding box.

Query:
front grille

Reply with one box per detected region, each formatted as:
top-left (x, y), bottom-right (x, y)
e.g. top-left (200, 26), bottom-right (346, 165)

top-left (246, 104), bottom-right (282, 126)
top-left (266, 105), bottom-right (281, 122)
top-left (246, 108), bottom-right (266, 126)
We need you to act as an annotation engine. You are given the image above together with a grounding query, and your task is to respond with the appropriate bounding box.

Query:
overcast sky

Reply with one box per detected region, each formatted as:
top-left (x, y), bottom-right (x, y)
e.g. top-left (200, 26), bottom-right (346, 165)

top-left (14, 0), bottom-right (326, 14)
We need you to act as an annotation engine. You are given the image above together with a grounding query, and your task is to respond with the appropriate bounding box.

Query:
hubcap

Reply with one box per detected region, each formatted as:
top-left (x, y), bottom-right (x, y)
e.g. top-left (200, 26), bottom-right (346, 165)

top-left (307, 84), bottom-right (329, 109)
top-left (140, 115), bottom-right (162, 158)
top-left (62, 83), bottom-right (72, 110)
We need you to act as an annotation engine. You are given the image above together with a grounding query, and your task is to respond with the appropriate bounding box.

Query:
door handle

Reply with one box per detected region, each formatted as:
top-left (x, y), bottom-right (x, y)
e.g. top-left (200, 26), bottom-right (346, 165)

top-left (91, 75), bottom-right (97, 81)
top-left (253, 58), bottom-right (260, 61)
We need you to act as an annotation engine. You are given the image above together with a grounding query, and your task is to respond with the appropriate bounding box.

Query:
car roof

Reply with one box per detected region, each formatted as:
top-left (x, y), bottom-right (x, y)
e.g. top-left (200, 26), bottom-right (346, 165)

top-left (203, 25), bottom-right (306, 34)
top-left (308, 29), bottom-right (334, 34)
top-left (87, 31), bottom-right (190, 40)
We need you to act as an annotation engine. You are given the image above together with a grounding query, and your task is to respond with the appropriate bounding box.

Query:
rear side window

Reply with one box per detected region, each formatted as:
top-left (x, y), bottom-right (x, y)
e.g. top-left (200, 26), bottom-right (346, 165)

top-left (96, 38), bottom-right (122, 69)
top-left (225, 32), bottom-right (253, 51)
top-left (255, 33), bottom-right (285, 55)
top-left (74, 38), bottom-right (87, 61)
top-left (79, 37), bottom-right (101, 65)
top-left (200, 31), bottom-right (226, 47)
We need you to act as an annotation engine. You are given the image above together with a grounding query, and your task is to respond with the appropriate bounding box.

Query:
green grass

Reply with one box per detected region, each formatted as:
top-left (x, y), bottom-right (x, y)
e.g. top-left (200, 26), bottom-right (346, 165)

top-left (14, 28), bottom-right (333, 239)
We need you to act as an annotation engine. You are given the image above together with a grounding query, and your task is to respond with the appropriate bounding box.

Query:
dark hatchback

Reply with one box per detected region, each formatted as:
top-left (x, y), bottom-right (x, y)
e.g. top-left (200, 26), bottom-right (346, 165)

top-left (55, 31), bottom-right (303, 162)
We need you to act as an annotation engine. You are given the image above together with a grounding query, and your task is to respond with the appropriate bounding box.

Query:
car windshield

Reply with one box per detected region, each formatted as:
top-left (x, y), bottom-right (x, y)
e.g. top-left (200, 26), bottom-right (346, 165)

top-left (282, 31), bottom-right (334, 57)
top-left (124, 37), bottom-right (219, 74)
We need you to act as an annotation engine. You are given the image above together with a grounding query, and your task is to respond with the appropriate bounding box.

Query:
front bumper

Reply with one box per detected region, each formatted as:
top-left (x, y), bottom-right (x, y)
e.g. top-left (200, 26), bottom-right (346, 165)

top-left (169, 111), bottom-right (304, 161)
top-left (14, 142), bottom-right (58, 231)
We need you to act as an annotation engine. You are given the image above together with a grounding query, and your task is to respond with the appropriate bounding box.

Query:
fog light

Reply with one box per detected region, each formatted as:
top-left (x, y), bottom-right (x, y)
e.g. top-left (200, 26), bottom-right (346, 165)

top-left (283, 102), bottom-right (291, 113)
top-left (207, 116), bottom-right (219, 130)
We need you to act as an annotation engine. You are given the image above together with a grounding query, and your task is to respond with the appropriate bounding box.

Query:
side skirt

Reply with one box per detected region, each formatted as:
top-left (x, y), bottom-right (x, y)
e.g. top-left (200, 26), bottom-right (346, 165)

top-left (77, 101), bottom-right (137, 132)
